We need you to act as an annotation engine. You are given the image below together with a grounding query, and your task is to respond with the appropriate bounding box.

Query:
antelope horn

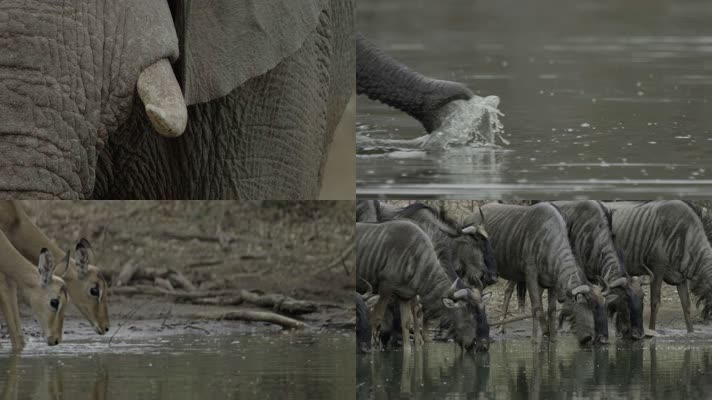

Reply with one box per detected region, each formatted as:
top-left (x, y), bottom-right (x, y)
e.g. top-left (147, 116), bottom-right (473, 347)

top-left (571, 285), bottom-right (590, 296)
top-left (449, 277), bottom-right (461, 292)
top-left (609, 277), bottom-right (627, 289)
top-left (642, 263), bottom-right (655, 280)
top-left (479, 207), bottom-right (486, 222)
top-left (137, 58), bottom-right (188, 138)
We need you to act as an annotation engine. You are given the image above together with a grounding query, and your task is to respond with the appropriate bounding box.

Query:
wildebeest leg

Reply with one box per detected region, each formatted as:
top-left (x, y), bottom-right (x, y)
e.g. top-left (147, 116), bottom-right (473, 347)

top-left (547, 288), bottom-right (557, 339)
top-left (498, 280), bottom-right (517, 334)
top-left (370, 292), bottom-right (391, 348)
top-left (539, 289), bottom-right (549, 337)
top-left (410, 299), bottom-right (424, 346)
top-left (649, 274), bottom-right (663, 331)
top-left (677, 280), bottom-right (694, 333)
top-left (526, 277), bottom-right (544, 341)
top-left (400, 300), bottom-right (413, 352)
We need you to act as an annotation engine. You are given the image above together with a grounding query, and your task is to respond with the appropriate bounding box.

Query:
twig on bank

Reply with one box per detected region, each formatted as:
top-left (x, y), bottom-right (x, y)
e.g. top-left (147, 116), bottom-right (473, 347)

top-left (108, 299), bottom-right (152, 347)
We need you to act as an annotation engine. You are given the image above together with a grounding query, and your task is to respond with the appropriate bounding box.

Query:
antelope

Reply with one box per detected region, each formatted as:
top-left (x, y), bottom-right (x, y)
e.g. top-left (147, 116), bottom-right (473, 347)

top-left (0, 201), bottom-right (110, 336)
top-left (0, 236), bottom-right (67, 350)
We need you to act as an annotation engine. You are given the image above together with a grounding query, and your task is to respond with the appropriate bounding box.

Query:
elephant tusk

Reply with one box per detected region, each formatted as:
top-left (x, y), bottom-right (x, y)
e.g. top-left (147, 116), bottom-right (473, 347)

top-left (137, 58), bottom-right (188, 138)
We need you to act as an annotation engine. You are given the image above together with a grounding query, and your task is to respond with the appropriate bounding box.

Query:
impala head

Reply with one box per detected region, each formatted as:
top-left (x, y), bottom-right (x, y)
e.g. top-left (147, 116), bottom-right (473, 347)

top-left (31, 249), bottom-right (68, 346)
top-left (65, 239), bottom-right (110, 335)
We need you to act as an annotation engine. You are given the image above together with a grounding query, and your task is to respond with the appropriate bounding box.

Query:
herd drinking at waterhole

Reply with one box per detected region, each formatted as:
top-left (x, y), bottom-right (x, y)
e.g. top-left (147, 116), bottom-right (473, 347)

top-left (356, 200), bottom-right (712, 353)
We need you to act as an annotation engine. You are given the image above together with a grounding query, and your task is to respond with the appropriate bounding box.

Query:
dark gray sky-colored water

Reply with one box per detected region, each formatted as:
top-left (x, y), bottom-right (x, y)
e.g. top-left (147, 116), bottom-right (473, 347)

top-left (0, 333), bottom-right (354, 400)
top-left (357, 0), bottom-right (712, 199)
top-left (357, 338), bottom-right (712, 399)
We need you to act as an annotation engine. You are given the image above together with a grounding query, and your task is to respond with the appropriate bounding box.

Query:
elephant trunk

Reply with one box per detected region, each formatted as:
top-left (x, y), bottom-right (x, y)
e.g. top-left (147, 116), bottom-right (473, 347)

top-left (355, 32), bottom-right (474, 133)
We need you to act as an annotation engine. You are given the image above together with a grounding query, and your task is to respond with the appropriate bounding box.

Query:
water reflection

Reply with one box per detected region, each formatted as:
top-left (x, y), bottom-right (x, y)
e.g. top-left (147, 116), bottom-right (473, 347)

top-left (357, 339), bottom-right (712, 399)
top-left (0, 334), bottom-right (353, 400)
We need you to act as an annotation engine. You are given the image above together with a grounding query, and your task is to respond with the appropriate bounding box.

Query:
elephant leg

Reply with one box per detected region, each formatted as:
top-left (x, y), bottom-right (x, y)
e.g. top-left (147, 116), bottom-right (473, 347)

top-left (355, 33), bottom-right (473, 133)
top-left (498, 280), bottom-right (517, 334)
top-left (677, 281), bottom-right (694, 333)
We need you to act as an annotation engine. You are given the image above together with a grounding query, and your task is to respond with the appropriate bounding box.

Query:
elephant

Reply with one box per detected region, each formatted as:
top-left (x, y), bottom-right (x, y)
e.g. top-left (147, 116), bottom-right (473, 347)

top-left (0, 0), bottom-right (354, 199)
top-left (356, 32), bottom-right (475, 134)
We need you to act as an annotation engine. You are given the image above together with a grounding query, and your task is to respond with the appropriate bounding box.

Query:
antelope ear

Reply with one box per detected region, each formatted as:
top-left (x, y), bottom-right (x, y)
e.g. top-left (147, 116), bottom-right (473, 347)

top-left (38, 248), bottom-right (55, 287)
top-left (442, 298), bottom-right (466, 309)
top-left (173, 0), bottom-right (331, 105)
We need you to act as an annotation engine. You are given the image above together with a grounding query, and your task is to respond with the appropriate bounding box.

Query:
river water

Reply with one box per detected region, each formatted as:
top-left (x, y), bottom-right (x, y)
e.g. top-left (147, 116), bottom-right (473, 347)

top-left (0, 333), bottom-right (354, 400)
top-left (356, 338), bottom-right (712, 399)
top-left (357, 0), bottom-right (712, 198)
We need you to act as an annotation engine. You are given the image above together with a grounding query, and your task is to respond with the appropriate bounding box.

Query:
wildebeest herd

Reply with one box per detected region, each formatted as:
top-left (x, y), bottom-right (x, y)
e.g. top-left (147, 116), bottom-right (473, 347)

top-left (355, 200), bottom-right (712, 353)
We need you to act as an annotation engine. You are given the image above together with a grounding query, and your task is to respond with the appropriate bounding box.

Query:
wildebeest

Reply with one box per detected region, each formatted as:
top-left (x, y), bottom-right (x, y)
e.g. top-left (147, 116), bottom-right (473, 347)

top-left (465, 203), bottom-right (608, 344)
top-left (356, 200), bottom-right (496, 287)
top-left (611, 200), bottom-right (712, 333)
top-left (553, 201), bottom-right (648, 340)
top-left (356, 220), bottom-right (491, 352)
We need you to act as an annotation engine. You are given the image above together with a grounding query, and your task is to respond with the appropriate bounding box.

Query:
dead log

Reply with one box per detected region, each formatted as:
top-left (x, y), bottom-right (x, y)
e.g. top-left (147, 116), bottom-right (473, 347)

top-left (154, 278), bottom-right (174, 292)
top-left (115, 262), bottom-right (138, 287)
top-left (188, 296), bottom-right (243, 306)
top-left (186, 310), bottom-right (306, 330)
top-left (239, 290), bottom-right (317, 315)
top-left (168, 272), bottom-right (197, 292)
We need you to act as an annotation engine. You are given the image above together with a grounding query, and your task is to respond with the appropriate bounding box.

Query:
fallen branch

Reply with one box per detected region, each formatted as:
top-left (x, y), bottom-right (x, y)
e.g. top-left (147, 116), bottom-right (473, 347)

top-left (239, 290), bottom-right (317, 315)
top-left (186, 310), bottom-right (306, 330)
top-left (489, 314), bottom-right (532, 327)
top-left (313, 242), bottom-right (354, 276)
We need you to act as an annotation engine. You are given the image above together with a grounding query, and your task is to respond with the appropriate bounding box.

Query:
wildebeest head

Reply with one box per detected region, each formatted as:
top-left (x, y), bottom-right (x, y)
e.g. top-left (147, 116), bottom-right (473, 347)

top-left (442, 279), bottom-right (492, 352)
top-left (559, 281), bottom-right (609, 345)
top-left (460, 218), bottom-right (498, 287)
top-left (608, 272), bottom-right (650, 340)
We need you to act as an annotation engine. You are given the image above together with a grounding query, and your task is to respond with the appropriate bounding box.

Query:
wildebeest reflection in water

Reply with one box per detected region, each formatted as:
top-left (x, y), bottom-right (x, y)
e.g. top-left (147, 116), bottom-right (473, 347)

top-left (356, 339), bottom-right (712, 399)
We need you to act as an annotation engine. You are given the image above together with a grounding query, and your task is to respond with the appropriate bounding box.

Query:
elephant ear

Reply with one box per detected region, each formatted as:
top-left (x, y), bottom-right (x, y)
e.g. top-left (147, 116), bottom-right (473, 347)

top-left (172, 0), bottom-right (330, 106)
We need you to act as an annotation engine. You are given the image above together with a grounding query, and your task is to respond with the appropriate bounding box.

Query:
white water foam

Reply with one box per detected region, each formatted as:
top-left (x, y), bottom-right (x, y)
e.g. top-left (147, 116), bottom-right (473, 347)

top-left (357, 95), bottom-right (506, 153)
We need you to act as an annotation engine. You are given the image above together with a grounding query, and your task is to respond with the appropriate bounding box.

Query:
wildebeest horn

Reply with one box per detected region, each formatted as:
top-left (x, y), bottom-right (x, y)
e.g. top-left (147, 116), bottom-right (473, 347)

top-left (452, 288), bottom-right (469, 300)
top-left (479, 207), bottom-right (485, 222)
top-left (571, 285), bottom-right (590, 296)
top-left (609, 277), bottom-right (627, 289)
top-left (642, 263), bottom-right (655, 280)
top-left (461, 225), bottom-right (476, 234)
top-left (449, 277), bottom-right (461, 292)
top-left (137, 58), bottom-right (188, 138)
top-left (472, 275), bottom-right (484, 290)
top-left (359, 277), bottom-right (374, 299)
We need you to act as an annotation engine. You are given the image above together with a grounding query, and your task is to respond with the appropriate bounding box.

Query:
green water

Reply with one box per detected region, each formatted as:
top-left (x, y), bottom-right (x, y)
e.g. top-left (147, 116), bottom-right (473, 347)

top-left (0, 333), bottom-right (354, 400)
top-left (357, 337), bottom-right (712, 399)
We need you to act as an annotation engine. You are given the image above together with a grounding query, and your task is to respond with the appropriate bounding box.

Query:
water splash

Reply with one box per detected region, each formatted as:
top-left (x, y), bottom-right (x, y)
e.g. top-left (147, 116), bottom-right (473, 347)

top-left (357, 95), bottom-right (506, 153)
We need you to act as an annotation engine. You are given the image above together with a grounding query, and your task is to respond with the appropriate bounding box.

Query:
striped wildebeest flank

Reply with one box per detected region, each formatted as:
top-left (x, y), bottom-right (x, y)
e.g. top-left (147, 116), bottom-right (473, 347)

top-left (553, 200), bottom-right (648, 340)
top-left (356, 200), bottom-right (497, 287)
top-left (356, 220), bottom-right (491, 352)
top-left (611, 200), bottom-right (712, 333)
top-left (465, 203), bottom-right (607, 345)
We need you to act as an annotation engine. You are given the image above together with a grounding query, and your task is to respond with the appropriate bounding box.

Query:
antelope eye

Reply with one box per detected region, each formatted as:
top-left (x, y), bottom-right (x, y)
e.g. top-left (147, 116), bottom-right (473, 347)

top-left (50, 299), bottom-right (59, 310)
top-left (90, 286), bottom-right (100, 297)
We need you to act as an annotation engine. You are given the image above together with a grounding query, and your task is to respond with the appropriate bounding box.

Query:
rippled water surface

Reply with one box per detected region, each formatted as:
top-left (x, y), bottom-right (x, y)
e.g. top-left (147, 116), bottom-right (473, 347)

top-left (357, 338), bottom-right (712, 399)
top-left (0, 333), bottom-right (353, 399)
top-left (357, 0), bottom-right (712, 198)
